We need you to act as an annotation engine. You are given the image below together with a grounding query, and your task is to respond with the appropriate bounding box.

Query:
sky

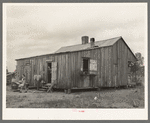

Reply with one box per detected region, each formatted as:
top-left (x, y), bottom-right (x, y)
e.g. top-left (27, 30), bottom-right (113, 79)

top-left (5, 3), bottom-right (147, 72)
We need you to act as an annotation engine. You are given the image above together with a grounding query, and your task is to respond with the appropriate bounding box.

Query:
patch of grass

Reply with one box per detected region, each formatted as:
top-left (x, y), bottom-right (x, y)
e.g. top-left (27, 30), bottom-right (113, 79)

top-left (6, 85), bottom-right (145, 108)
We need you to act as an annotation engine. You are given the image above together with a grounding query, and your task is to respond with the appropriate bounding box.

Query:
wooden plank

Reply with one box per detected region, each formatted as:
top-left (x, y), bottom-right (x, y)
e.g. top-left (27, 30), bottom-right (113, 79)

top-left (36, 57), bottom-right (39, 75)
top-left (40, 58), bottom-right (43, 76)
top-left (61, 54), bottom-right (64, 88)
top-left (65, 53), bottom-right (69, 89)
top-left (112, 44), bottom-right (116, 87)
top-left (32, 58), bottom-right (34, 86)
top-left (110, 47), bottom-right (113, 87)
top-left (43, 57), bottom-right (46, 82)
top-left (29, 59), bottom-right (32, 86)
top-left (30, 59), bottom-right (33, 86)
top-left (103, 48), bottom-right (106, 87)
top-left (99, 48), bottom-right (102, 87)
top-left (70, 53), bottom-right (73, 88)
top-left (96, 48), bottom-right (100, 87)
top-left (36, 58), bottom-right (38, 75)
top-left (118, 40), bottom-right (121, 86)
top-left (123, 42), bottom-right (126, 85)
top-left (71, 52), bottom-right (75, 88)
top-left (91, 49), bottom-right (94, 87)
top-left (57, 54), bottom-right (61, 88)
top-left (105, 48), bottom-right (109, 87)
top-left (124, 44), bottom-right (128, 85)
top-left (38, 58), bottom-right (40, 75)
top-left (121, 41), bottom-right (124, 85)
top-left (94, 49), bottom-right (98, 87)
top-left (80, 51), bottom-right (83, 88)
top-left (81, 51), bottom-right (85, 88)
top-left (73, 52), bottom-right (76, 88)
top-left (123, 41), bottom-right (126, 85)
top-left (74, 52), bottom-right (78, 88)
top-left (68, 53), bottom-right (71, 89)
top-left (114, 42), bottom-right (117, 87)
top-left (115, 42), bottom-right (118, 87)
top-left (78, 51), bottom-right (81, 88)
top-left (108, 47), bottom-right (111, 87)
top-left (101, 48), bottom-right (104, 87)
top-left (120, 40), bottom-right (124, 86)
top-left (117, 41), bottom-right (119, 87)
top-left (45, 57), bottom-right (48, 83)
top-left (128, 48), bottom-right (131, 61)
top-left (122, 40), bottom-right (126, 85)
top-left (63, 54), bottom-right (66, 88)
top-left (60, 54), bottom-right (64, 88)
top-left (75, 52), bottom-right (79, 88)
top-left (54, 55), bottom-right (58, 87)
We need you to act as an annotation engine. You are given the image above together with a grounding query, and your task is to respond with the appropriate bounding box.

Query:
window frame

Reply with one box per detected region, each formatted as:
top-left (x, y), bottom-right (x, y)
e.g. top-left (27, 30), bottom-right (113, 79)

top-left (81, 57), bottom-right (90, 74)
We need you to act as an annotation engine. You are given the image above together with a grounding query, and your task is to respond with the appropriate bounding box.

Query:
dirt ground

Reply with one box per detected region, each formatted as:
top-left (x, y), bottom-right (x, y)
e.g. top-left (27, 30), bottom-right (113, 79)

top-left (6, 85), bottom-right (144, 108)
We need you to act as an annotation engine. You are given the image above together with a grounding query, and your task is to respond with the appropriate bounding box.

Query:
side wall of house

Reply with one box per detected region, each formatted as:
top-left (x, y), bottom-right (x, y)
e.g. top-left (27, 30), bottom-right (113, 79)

top-left (57, 46), bottom-right (113, 89)
top-left (112, 39), bottom-right (137, 87)
top-left (16, 46), bottom-right (113, 89)
top-left (16, 39), bottom-right (136, 89)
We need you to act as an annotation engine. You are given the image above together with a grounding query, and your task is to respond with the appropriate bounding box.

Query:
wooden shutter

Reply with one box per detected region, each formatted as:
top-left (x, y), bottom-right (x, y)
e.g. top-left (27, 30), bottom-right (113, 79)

top-left (89, 59), bottom-right (97, 74)
top-left (51, 62), bottom-right (57, 83)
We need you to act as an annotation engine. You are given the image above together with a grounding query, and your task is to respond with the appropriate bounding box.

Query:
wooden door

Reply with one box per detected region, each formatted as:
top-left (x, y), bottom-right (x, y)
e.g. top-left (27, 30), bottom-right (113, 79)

top-left (51, 62), bottom-right (57, 84)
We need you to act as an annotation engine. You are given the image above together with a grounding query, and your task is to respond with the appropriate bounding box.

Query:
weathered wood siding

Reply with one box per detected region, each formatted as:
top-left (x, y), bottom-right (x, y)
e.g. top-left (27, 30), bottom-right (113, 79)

top-left (16, 38), bottom-right (136, 89)
top-left (112, 39), bottom-right (137, 87)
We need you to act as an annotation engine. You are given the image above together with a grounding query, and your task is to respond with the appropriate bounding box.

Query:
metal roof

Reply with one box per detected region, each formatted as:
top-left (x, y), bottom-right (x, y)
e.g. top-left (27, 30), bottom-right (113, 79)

top-left (55, 36), bottom-right (122, 53)
top-left (16, 36), bottom-right (137, 61)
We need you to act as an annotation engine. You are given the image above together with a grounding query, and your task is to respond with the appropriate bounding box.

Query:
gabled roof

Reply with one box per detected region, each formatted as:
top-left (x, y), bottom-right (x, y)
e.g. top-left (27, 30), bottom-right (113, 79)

top-left (55, 36), bottom-right (122, 53)
top-left (16, 36), bottom-right (137, 61)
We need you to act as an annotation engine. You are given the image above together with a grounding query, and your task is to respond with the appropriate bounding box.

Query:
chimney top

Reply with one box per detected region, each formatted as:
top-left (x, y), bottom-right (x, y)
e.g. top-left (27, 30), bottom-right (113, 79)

top-left (90, 38), bottom-right (95, 47)
top-left (81, 36), bottom-right (89, 44)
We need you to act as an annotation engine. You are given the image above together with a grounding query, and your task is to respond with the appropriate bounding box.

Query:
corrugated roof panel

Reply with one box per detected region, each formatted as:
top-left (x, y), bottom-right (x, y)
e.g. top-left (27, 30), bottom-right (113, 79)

top-left (55, 36), bottom-right (121, 53)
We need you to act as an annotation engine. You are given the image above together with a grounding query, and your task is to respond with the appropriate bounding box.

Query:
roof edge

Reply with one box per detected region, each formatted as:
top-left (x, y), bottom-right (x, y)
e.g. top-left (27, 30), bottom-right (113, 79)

top-left (118, 37), bottom-right (138, 61)
top-left (15, 36), bottom-right (122, 61)
top-left (15, 45), bottom-right (113, 61)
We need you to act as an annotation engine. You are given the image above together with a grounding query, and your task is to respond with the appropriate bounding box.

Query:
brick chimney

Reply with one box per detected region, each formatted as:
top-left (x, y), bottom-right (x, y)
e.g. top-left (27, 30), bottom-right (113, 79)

top-left (90, 38), bottom-right (95, 47)
top-left (81, 36), bottom-right (89, 44)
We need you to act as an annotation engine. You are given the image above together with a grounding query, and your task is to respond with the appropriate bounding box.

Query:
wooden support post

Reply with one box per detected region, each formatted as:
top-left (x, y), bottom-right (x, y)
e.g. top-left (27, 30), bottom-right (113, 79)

top-left (97, 88), bottom-right (101, 91)
top-left (64, 89), bottom-right (68, 94)
top-left (37, 80), bottom-right (39, 90)
top-left (68, 89), bottom-right (71, 94)
top-left (126, 85), bottom-right (129, 88)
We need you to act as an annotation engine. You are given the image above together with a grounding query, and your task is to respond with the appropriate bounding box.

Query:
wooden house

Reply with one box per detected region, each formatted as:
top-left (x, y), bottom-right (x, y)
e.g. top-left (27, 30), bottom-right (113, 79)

top-left (15, 36), bottom-right (137, 91)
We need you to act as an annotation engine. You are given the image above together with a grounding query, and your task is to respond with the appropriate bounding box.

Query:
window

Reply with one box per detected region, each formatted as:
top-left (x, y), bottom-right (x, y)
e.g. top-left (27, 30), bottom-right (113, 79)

top-left (83, 58), bottom-right (89, 73)
top-left (81, 58), bottom-right (97, 75)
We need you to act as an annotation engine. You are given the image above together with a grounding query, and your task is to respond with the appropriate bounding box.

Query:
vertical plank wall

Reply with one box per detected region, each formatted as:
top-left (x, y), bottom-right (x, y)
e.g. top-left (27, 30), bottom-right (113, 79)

top-left (112, 39), bottom-right (137, 87)
top-left (16, 46), bottom-right (113, 89)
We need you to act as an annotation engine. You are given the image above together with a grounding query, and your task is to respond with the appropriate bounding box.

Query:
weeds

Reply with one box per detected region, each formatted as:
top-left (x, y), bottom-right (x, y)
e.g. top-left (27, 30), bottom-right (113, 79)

top-left (6, 85), bottom-right (144, 108)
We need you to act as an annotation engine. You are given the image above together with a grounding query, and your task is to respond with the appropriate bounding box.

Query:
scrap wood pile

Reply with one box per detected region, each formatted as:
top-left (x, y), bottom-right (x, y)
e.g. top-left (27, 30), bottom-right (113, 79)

top-left (40, 80), bottom-right (55, 93)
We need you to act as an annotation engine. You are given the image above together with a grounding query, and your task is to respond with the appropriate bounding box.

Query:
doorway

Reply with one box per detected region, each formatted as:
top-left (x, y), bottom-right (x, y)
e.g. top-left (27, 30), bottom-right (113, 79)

top-left (47, 63), bottom-right (52, 83)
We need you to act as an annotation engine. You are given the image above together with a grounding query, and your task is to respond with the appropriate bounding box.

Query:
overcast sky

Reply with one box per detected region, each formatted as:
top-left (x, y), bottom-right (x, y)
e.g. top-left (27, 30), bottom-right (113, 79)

top-left (5, 3), bottom-right (147, 72)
